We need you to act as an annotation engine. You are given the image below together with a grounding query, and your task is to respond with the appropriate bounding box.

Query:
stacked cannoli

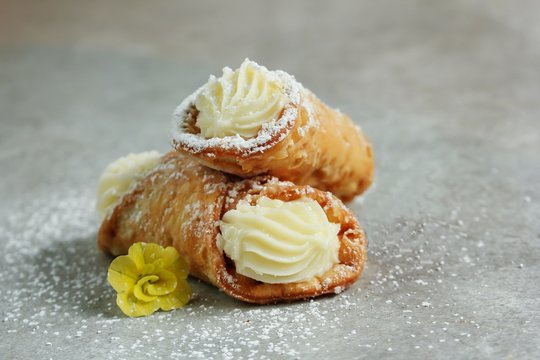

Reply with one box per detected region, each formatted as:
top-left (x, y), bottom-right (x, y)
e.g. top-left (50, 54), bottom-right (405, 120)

top-left (97, 59), bottom-right (374, 303)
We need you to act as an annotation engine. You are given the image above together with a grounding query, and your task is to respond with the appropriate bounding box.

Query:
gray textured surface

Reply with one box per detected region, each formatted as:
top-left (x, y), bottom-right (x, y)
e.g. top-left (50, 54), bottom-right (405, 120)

top-left (1, 0), bottom-right (539, 359)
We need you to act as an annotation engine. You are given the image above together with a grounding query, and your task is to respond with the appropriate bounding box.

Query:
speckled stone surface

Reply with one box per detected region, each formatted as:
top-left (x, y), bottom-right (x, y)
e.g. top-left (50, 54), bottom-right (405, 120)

top-left (1, 0), bottom-right (539, 359)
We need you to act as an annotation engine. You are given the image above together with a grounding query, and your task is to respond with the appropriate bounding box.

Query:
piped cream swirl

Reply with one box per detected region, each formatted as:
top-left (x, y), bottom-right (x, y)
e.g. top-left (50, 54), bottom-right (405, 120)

top-left (194, 59), bottom-right (288, 139)
top-left (96, 151), bottom-right (161, 220)
top-left (217, 196), bottom-right (341, 284)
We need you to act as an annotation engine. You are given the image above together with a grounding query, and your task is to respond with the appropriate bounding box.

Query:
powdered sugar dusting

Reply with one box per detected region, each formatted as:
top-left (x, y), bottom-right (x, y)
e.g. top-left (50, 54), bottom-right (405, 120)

top-left (170, 61), bottom-right (303, 155)
top-left (0, 186), bottom-right (369, 358)
top-left (0, 187), bottom-right (494, 358)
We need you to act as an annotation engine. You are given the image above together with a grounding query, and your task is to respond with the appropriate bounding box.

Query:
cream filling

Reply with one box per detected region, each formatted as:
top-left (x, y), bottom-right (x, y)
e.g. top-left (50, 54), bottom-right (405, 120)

top-left (217, 196), bottom-right (341, 284)
top-left (96, 151), bottom-right (161, 220)
top-left (194, 59), bottom-right (288, 139)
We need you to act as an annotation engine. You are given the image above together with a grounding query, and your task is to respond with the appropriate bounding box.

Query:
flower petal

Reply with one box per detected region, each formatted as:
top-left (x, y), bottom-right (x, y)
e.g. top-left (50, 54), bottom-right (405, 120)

top-left (157, 278), bottom-right (192, 311)
top-left (144, 270), bottom-right (177, 296)
top-left (141, 262), bottom-right (158, 277)
top-left (108, 255), bottom-right (138, 293)
top-left (160, 246), bottom-right (180, 268)
top-left (142, 243), bottom-right (164, 265)
top-left (127, 242), bottom-right (146, 271)
top-left (117, 292), bottom-right (159, 318)
top-left (167, 254), bottom-right (190, 279)
top-left (133, 275), bottom-right (159, 302)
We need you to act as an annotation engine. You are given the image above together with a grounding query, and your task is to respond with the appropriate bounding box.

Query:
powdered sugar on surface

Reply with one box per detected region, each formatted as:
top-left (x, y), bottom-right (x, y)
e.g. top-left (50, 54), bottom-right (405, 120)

top-left (0, 186), bottom-right (497, 359)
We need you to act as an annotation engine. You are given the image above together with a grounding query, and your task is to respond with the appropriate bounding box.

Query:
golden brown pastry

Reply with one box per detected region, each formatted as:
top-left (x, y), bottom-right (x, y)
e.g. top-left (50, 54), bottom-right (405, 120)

top-left (97, 151), bottom-right (367, 304)
top-left (170, 59), bottom-right (374, 202)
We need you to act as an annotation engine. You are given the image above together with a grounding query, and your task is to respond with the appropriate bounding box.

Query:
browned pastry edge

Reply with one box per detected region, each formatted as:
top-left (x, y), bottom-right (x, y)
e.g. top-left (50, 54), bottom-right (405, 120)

top-left (171, 90), bottom-right (374, 202)
top-left (215, 177), bottom-right (367, 304)
top-left (97, 152), bottom-right (367, 304)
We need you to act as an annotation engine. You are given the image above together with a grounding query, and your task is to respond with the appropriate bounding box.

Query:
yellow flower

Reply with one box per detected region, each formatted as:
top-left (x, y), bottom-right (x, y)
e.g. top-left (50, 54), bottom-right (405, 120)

top-left (108, 242), bottom-right (191, 317)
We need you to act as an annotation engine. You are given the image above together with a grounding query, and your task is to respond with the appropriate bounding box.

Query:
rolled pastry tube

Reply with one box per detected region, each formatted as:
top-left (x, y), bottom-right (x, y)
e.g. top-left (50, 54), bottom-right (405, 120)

top-left (170, 59), bottom-right (374, 202)
top-left (97, 151), bottom-right (367, 304)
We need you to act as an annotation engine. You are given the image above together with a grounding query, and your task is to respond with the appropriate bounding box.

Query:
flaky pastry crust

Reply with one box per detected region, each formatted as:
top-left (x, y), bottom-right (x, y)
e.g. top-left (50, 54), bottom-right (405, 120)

top-left (98, 152), bottom-right (367, 303)
top-left (171, 85), bottom-right (374, 202)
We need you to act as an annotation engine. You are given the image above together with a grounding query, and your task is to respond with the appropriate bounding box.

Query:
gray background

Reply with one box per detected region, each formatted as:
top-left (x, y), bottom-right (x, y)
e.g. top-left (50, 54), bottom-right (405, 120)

top-left (1, 0), bottom-right (539, 359)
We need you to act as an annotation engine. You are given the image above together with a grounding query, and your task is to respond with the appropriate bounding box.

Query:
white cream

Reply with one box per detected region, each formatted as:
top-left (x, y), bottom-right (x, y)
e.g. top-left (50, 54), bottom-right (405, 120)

top-left (194, 59), bottom-right (288, 139)
top-left (217, 196), bottom-right (341, 284)
top-left (96, 151), bottom-right (161, 220)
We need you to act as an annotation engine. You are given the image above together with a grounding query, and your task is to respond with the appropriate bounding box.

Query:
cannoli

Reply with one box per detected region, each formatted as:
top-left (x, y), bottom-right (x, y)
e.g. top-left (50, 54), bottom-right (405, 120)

top-left (170, 59), bottom-right (374, 202)
top-left (97, 151), bottom-right (367, 304)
